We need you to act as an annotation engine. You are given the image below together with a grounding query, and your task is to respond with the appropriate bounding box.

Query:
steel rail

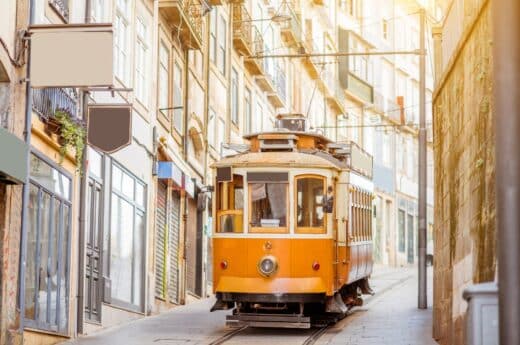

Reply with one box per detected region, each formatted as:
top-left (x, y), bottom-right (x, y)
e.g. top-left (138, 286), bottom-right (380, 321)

top-left (302, 325), bottom-right (331, 345)
top-left (208, 325), bottom-right (248, 345)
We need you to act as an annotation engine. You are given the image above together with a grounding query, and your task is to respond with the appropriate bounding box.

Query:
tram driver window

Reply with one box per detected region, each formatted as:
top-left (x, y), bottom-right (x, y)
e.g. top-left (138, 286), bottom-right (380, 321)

top-left (216, 174), bottom-right (244, 233)
top-left (248, 172), bottom-right (289, 233)
top-left (296, 175), bottom-right (326, 234)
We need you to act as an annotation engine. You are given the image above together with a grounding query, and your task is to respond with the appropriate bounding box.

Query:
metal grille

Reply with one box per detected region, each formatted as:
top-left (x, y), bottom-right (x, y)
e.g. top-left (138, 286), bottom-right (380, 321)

top-left (168, 192), bottom-right (181, 303)
top-left (155, 182), bottom-right (168, 299)
top-left (32, 88), bottom-right (79, 121)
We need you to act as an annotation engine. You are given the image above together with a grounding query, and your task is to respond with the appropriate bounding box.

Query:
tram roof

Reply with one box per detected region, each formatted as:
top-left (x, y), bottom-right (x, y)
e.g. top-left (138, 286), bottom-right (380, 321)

top-left (211, 150), bottom-right (346, 170)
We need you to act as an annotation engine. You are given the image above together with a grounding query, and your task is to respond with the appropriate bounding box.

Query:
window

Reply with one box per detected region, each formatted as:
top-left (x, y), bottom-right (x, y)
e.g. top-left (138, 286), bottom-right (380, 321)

top-left (295, 176), bottom-right (326, 234)
top-left (208, 108), bottom-right (216, 148)
top-left (398, 209), bottom-right (405, 252)
top-left (231, 68), bottom-right (239, 125)
top-left (114, 0), bottom-right (130, 84)
top-left (217, 117), bottom-right (225, 154)
top-left (382, 19), bottom-right (388, 40)
top-left (217, 15), bottom-right (227, 74)
top-left (244, 87), bottom-right (252, 133)
top-left (90, 0), bottom-right (106, 22)
top-left (110, 163), bottom-right (146, 311)
top-left (135, 17), bottom-right (149, 106)
top-left (210, 9), bottom-right (217, 64)
top-left (253, 101), bottom-right (263, 133)
top-left (248, 173), bottom-right (288, 233)
top-left (24, 154), bottom-right (71, 334)
top-left (382, 132), bottom-right (392, 167)
top-left (173, 63), bottom-right (183, 134)
top-left (350, 114), bottom-right (359, 143)
top-left (158, 42), bottom-right (170, 119)
top-left (216, 174), bottom-right (244, 233)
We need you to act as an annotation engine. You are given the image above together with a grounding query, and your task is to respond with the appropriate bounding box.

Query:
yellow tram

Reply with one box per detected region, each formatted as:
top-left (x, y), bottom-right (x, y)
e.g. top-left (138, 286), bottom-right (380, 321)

top-left (210, 115), bottom-right (374, 328)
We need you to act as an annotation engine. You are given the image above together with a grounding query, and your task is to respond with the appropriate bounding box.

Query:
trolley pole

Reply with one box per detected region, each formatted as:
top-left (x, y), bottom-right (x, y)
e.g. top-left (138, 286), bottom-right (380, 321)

top-left (418, 8), bottom-right (427, 310)
top-left (493, 1), bottom-right (520, 343)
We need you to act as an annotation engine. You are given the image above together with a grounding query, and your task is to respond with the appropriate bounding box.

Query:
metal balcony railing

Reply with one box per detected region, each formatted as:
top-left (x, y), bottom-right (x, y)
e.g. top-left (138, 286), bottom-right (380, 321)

top-left (32, 88), bottom-right (80, 122)
top-left (158, 0), bottom-right (208, 49)
top-left (185, 0), bottom-right (208, 42)
top-left (49, 0), bottom-right (69, 21)
top-left (232, 3), bottom-right (253, 54)
top-left (280, 3), bottom-right (302, 44)
top-left (275, 65), bottom-right (287, 102)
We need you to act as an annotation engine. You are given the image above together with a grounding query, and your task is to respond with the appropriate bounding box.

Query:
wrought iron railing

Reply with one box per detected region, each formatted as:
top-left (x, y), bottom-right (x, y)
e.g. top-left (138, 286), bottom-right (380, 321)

top-left (49, 0), bottom-right (69, 21)
top-left (280, 3), bottom-right (302, 43)
top-left (274, 64), bottom-right (287, 102)
top-left (232, 3), bottom-right (253, 48)
top-left (32, 88), bottom-right (80, 122)
top-left (184, 0), bottom-right (209, 43)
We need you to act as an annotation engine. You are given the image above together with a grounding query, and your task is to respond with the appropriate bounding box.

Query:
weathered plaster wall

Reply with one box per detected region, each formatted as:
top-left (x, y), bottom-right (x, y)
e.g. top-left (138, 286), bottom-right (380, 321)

top-left (432, 1), bottom-right (495, 344)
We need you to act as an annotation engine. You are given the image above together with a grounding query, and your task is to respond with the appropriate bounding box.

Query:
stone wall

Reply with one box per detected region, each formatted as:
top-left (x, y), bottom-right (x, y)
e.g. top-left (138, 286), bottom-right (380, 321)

top-left (432, 1), bottom-right (496, 344)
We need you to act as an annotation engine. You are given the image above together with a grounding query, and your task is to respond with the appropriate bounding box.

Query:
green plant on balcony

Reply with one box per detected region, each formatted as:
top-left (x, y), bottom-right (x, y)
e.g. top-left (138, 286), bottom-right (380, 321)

top-left (54, 110), bottom-right (86, 172)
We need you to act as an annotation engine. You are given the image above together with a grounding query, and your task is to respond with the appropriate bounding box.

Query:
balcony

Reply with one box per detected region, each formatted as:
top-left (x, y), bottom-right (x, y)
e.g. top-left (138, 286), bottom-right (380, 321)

top-left (232, 3), bottom-right (253, 56)
top-left (326, 81), bottom-right (346, 115)
top-left (300, 38), bottom-right (321, 79)
top-left (345, 72), bottom-right (374, 104)
top-left (267, 65), bottom-right (287, 108)
top-left (255, 53), bottom-right (276, 93)
top-left (280, 5), bottom-right (302, 46)
top-left (311, 0), bottom-right (324, 5)
top-left (32, 88), bottom-right (79, 122)
top-left (244, 27), bottom-right (265, 75)
top-left (158, 0), bottom-right (209, 50)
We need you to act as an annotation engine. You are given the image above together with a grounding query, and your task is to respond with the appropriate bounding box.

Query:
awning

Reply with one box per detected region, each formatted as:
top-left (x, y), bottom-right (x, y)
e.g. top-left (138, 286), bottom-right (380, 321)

top-left (157, 161), bottom-right (183, 187)
top-left (0, 127), bottom-right (28, 185)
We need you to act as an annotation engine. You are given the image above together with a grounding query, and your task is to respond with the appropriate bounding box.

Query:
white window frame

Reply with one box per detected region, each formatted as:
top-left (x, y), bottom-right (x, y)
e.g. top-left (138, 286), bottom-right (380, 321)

top-left (115, 0), bottom-right (131, 85)
top-left (135, 17), bottom-right (149, 107)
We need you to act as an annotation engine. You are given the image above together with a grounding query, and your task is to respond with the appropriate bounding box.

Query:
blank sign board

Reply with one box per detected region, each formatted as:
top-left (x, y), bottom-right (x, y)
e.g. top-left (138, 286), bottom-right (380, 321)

top-left (87, 105), bottom-right (132, 153)
top-left (30, 24), bottom-right (113, 88)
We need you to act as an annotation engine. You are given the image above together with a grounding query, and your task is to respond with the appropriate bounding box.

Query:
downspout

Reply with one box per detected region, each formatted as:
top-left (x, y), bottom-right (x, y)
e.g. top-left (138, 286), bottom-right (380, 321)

top-left (201, 10), bottom-right (211, 298)
top-left (77, 0), bottom-right (92, 335)
top-left (18, 0), bottom-right (35, 335)
top-left (181, 49), bottom-right (190, 302)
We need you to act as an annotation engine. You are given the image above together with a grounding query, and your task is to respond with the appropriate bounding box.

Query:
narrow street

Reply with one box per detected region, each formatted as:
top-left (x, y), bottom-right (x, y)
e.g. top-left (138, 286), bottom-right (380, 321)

top-left (65, 266), bottom-right (434, 345)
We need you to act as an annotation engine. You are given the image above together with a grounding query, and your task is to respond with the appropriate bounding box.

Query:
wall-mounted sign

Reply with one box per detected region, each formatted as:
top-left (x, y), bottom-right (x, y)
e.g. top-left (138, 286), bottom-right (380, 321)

top-left (157, 161), bottom-right (183, 187)
top-left (30, 24), bottom-right (113, 88)
top-left (87, 104), bottom-right (132, 153)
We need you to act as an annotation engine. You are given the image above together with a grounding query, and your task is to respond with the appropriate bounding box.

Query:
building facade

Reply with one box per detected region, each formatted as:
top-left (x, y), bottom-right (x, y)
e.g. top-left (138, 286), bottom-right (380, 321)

top-left (432, 0), bottom-right (495, 344)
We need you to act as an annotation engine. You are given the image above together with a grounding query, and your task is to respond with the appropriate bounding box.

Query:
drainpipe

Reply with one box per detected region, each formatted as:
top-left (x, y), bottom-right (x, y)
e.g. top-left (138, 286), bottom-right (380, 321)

top-left (201, 10), bottom-right (211, 298)
top-left (181, 49), bottom-right (190, 303)
top-left (18, 0), bottom-right (35, 335)
top-left (76, 0), bottom-right (92, 335)
top-left (493, 1), bottom-right (520, 343)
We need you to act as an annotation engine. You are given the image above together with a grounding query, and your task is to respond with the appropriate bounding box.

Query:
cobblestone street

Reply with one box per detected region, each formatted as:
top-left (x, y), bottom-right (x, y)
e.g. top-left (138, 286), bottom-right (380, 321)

top-left (64, 266), bottom-right (435, 345)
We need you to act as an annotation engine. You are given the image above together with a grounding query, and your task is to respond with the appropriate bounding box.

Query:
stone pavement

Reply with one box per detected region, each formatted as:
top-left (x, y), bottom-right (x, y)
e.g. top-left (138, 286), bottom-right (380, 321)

top-left (63, 265), bottom-right (436, 345)
top-left (318, 267), bottom-right (436, 345)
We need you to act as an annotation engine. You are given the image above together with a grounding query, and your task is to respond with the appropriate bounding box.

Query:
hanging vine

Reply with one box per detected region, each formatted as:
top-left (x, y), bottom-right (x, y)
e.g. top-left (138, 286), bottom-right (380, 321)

top-left (54, 110), bottom-right (86, 172)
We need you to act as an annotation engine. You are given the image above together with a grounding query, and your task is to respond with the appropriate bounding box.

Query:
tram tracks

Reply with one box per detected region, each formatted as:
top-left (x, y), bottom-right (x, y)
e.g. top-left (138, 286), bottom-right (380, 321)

top-left (208, 325), bottom-right (248, 345)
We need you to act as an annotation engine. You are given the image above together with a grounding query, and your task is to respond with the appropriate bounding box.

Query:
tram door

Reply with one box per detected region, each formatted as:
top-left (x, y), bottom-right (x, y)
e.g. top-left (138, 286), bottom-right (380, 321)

top-left (407, 214), bottom-right (414, 264)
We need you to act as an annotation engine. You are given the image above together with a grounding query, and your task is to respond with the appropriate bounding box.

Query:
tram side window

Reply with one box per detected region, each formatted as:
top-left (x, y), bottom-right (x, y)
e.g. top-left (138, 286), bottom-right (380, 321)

top-left (216, 174), bottom-right (244, 233)
top-left (248, 172), bottom-right (288, 233)
top-left (295, 175), bottom-right (326, 234)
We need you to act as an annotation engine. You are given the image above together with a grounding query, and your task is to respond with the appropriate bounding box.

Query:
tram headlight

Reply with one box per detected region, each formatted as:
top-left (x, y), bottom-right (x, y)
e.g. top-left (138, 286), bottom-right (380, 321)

top-left (258, 255), bottom-right (278, 277)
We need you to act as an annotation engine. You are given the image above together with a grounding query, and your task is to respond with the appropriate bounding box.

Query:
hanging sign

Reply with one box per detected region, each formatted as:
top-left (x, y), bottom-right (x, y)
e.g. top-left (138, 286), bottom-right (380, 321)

top-left (87, 104), bottom-right (132, 153)
top-left (29, 24), bottom-right (113, 88)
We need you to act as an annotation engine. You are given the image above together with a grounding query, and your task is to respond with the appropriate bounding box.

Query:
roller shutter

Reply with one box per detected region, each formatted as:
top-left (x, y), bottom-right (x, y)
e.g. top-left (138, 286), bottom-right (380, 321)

top-left (168, 191), bottom-right (181, 303)
top-left (155, 181), bottom-right (168, 299)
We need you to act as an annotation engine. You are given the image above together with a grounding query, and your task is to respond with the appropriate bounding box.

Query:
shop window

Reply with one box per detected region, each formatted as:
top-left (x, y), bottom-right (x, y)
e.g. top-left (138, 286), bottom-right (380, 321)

top-left (216, 173), bottom-right (244, 233)
top-left (24, 153), bottom-right (72, 334)
top-left (109, 162), bottom-right (146, 311)
top-left (248, 172), bottom-right (288, 233)
top-left (295, 175), bottom-right (326, 234)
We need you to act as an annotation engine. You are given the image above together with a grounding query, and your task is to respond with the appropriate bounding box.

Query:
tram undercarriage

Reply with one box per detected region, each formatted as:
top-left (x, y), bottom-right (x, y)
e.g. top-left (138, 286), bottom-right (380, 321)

top-left (212, 278), bottom-right (374, 328)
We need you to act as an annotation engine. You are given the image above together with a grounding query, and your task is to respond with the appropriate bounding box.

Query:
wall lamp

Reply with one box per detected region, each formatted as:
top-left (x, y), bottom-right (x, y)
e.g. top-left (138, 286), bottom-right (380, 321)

top-left (237, 14), bottom-right (291, 24)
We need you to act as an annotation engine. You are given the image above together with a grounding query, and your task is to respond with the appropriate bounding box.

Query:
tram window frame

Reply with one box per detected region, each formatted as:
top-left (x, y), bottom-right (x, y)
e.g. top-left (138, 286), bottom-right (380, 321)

top-left (247, 172), bottom-right (289, 234)
top-left (295, 175), bottom-right (327, 234)
top-left (216, 174), bottom-right (244, 233)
